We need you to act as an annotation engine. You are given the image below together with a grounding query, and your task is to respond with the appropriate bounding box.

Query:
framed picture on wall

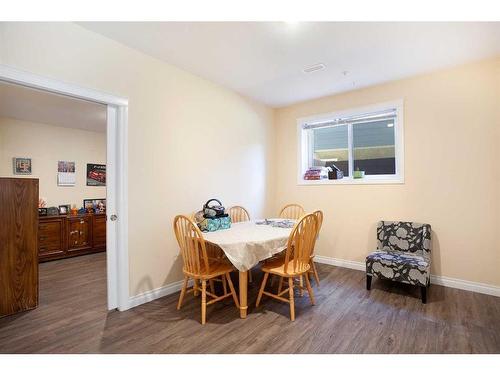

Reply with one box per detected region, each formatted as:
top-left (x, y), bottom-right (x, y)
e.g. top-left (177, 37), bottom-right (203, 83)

top-left (13, 157), bottom-right (32, 175)
top-left (86, 163), bottom-right (106, 186)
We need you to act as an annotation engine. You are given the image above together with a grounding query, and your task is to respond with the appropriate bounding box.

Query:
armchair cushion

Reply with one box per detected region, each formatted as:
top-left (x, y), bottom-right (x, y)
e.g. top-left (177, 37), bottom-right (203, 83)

top-left (366, 250), bottom-right (430, 286)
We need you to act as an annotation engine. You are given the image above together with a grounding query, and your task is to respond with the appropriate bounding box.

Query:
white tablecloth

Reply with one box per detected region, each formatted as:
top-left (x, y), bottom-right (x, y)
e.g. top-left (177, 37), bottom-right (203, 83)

top-left (202, 220), bottom-right (293, 271)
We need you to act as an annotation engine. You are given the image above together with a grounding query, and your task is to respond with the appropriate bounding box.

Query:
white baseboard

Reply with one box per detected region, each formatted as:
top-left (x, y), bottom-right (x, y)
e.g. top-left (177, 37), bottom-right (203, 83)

top-left (429, 275), bottom-right (500, 297)
top-left (314, 255), bottom-right (365, 271)
top-left (314, 255), bottom-right (500, 298)
top-left (127, 279), bottom-right (193, 310)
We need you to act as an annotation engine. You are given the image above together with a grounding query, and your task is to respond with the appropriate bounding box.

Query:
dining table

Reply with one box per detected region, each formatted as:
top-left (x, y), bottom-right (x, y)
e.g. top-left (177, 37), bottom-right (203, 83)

top-left (202, 219), bottom-right (295, 318)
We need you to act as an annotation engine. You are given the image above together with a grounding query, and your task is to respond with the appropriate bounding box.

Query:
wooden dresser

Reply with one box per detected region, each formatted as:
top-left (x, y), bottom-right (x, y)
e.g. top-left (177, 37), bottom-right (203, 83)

top-left (38, 213), bottom-right (106, 262)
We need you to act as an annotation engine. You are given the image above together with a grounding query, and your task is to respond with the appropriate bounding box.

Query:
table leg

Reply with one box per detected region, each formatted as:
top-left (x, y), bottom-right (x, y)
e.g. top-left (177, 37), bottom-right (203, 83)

top-left (239, 270), bottom-right (248, 318)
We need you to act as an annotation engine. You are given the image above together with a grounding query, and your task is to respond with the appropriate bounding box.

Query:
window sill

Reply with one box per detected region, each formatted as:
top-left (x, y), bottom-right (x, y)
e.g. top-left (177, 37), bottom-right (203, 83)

top-left (297, 177), bottom-right (404, 186)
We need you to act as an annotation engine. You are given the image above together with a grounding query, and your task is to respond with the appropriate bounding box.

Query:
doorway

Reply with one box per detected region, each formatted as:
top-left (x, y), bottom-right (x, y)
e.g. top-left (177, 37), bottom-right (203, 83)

top-left (0, 64), bottom-right (129, 311)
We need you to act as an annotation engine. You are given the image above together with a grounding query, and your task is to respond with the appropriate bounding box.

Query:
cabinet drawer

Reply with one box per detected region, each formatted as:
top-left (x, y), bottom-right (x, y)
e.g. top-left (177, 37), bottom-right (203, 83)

top-left (38, 218), bottom-right (65, 258)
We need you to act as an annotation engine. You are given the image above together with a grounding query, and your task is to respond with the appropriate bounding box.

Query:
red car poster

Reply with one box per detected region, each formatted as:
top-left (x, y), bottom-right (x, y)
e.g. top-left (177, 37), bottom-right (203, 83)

top-left (86, 163), bottom-right (106, 186)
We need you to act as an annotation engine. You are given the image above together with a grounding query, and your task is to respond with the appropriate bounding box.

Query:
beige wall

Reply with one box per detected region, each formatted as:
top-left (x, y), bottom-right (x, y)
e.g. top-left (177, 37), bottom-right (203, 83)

top-left (274, 57), bottom-right (500, 286)
top-left (0, 22), bottom-right (275, 296)
top-left (0, 117), bottom-right (106, 207)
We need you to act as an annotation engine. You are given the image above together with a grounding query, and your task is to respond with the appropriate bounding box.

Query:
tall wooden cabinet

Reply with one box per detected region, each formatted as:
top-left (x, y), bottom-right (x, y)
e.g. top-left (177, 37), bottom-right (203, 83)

top-left (38, 213), bottom-right (106, 262)
top-left (0, 178), bottom-right (39, 318)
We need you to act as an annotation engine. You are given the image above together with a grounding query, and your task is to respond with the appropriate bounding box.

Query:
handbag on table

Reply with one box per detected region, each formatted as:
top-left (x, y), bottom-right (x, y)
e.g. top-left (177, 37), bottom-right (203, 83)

top-left (198, 198), bottom-right (232, 232)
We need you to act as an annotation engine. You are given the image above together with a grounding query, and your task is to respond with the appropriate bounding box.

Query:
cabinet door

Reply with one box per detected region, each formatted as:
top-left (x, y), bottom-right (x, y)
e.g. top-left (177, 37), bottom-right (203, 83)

top-left (67, 217), bottom-right (91, 252)
top-left (39, 218), bottom-right (65, 260)
top-left (0, 178), bottom-right (38, 317)
top-left (93, 215), bottom-right (106, 249)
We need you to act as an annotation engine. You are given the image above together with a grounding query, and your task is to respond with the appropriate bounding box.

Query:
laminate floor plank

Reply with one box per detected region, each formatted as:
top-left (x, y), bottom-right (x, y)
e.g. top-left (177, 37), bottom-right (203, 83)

top-left (0, 253), bottom-right (499, 354)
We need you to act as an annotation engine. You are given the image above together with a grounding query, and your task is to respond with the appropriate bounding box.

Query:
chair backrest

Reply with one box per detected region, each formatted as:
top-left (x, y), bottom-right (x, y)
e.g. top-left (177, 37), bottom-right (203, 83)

top-left (312, 210), bottom-right (323, 235)
top-left (310, 210), bottom-right (323, 257)
top-left (283, 213), bottom-right (318, 274)
top-left (376, 221), bottom-right (431, 257)
top-left (173, 215), bottom-right (210, 275)
top-left (279, 203), bottom-right (305, 220)
top-left (228, 205), bottom-right (250, 223)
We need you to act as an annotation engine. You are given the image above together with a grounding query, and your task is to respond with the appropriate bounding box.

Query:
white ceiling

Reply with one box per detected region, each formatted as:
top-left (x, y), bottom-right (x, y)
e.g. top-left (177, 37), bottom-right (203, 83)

top-left (79, 22), bottom-right (500, 107)
top-left (0, 81), bottom-right (107, 132)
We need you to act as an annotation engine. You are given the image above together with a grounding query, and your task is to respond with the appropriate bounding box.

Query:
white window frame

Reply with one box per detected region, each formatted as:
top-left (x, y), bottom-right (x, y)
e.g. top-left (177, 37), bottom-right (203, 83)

top-left (297, 100), bottom-right (404, 185)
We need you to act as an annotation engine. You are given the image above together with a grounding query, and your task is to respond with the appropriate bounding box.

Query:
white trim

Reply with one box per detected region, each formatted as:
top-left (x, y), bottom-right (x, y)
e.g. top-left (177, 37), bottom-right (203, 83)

top-left (0, 65), bottom-right (128, 106)
top-left (128, 279), bottom-right (194, 310)
top-left (429, 275), bottom-right (500, 297)
top-left (314, 255), bottom-right (500, 297)
top-left (347, 121), bottom-right (354, 178)
top-left (314, 255), bottom-right (365, 271)
top-left (298, 176), bottom-right (404, 185)
top-left (297, 99), bottom-right (405, 185)
top-left (106, 106), bottom-right (118, 309)
top-left (0, 63), bottom-right (129, 311)
top-left (115, 106), bottom-right (130, 311)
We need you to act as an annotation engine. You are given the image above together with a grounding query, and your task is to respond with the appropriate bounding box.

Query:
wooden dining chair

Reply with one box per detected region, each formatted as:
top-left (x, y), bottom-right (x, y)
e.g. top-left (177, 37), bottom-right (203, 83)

top-left (227, 205), bottom-right (254, 283)
top-left (279, 203), bottom-right (305, 220)
top-left (292, 210), bottom-right (324, 295)
top-left (256, 213), bottom-right (318, 321)
top-left (174, 215), bottom-right (239, 325)
top-left (228, 205), bottom-right (251, 223)
top-left (308, 210), bottom-right (323, 286)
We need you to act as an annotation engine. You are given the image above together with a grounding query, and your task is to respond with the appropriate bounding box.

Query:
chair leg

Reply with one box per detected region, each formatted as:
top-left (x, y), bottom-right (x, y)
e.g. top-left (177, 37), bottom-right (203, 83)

top-left (288, 277), bottom-right (295, 321)
top-left (299, 275), bottom-right (304, 297)
top-left (222, 273), bottom-right (228, 295)
top-left (209, 279), bottom-right (216, 295)
top-left (193, 279), bottom-right (199, 296)
top-left (277, 276), bottom-right (284, 294)
top-left (248, 269), bottom-right (253, 283)
top-left (304, 272), bottom-right (315, 305)
top-left (201, 279), bottom-right (207, 325)
top-left (421, 286), bottom-right (427, 304)
top-left (177, 276), bottom-right (189, 310)
top-left (256, 272), bottom-right (269, 307)
top-left (225, 273), bottom-right (240, 308)
top-left (311, 260), bottom-right (320, 287)
top-left (366, 275), bottom-right (372, 290)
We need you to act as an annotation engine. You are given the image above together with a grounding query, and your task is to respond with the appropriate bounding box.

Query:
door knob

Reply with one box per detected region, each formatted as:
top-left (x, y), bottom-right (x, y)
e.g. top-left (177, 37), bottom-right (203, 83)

top-left (110, 214), bottom-right (118, 221)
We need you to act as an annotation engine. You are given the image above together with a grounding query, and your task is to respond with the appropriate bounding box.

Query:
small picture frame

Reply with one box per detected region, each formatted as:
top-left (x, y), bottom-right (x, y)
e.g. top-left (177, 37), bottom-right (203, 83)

top-left (83, 198), bottom-right (106, 214)
top-left (58, 205), bottom-right (70, 215)
top-left (38, 208), bottom-right (47, 216)
top-left (13, 157), bottom-right (32, 175)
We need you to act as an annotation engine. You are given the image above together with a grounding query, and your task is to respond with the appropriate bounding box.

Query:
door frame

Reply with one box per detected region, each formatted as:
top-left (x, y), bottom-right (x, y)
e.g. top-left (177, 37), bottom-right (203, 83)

top-left (0, 64), bottom-right (129, 311)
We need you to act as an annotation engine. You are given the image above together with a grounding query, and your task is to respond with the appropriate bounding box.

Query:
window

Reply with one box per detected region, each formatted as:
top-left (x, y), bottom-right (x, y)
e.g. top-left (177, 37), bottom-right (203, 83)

top-left (298, 101), bottom-right (404, 184)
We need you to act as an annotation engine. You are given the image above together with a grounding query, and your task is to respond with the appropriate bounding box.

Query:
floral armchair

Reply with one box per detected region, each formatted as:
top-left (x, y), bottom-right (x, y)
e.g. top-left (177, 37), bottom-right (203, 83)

top-left (365, 221), bottom-right (431, 303)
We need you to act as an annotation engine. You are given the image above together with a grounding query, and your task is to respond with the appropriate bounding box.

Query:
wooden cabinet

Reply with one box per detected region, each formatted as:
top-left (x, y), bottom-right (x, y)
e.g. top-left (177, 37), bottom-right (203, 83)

top-left (67, 216), bottom-right (91, 252)
top-left (38, 217), bottom-right (65, 258)
top-left (38, 213), bottom-right (106, 262)
top-left (92, 214), bottom-right (107, 249)
top-left (0, 178), bottom-right (39, 318)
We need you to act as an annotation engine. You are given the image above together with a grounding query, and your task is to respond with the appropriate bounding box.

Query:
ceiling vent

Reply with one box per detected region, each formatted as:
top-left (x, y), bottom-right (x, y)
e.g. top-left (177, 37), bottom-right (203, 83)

top-left (303, 63), bottom-right (326, 73)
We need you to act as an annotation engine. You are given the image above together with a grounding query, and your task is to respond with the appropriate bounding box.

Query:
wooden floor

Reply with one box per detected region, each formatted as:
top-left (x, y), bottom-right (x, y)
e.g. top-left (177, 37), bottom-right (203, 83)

top-left (0, 252), bottom-right (499, 353)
